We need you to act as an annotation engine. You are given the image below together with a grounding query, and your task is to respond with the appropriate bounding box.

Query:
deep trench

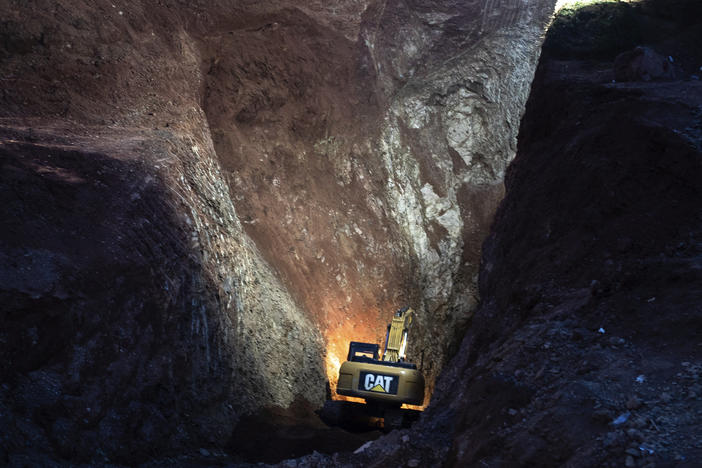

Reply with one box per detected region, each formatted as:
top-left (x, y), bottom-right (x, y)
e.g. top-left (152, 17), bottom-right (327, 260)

top-left (1, 0), bottom-right (702, 467)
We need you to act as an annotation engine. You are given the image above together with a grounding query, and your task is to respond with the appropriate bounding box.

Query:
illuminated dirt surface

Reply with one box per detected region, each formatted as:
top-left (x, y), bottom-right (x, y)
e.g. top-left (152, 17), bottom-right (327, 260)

top-left (194, 0), bottom-right (554, 402)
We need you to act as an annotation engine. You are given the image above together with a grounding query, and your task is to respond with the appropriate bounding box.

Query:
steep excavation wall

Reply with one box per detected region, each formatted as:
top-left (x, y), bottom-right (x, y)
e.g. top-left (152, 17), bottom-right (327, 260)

top-left (358, 0), bottom-right (557, 392)
top-left (294, 2), bottom-right (702, 466)
top-left (198, 0), bottom-right (557, 397)
top-left (1, 0), bottom-right (555, 464)
top-left (1, 2), bottom-right (326, 463)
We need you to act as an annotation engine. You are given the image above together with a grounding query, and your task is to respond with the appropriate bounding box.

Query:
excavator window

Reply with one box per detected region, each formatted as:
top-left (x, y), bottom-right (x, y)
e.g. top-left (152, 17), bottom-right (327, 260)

top-left (347, 342), bottom-right (380, 362)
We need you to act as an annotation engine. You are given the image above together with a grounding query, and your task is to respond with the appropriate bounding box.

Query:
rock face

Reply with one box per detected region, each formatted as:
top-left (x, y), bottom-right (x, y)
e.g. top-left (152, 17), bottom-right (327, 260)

top-left (424, 74), bottom-right (702, 465)
top-left (199, 0), bottom-right (557, 397)
top-left (363, 1), bottom-right (557, 391)
top-left (0, 2), bottom-right (326, 464)
top-left (0, 0), bottom-right (555, 464)
top-left (408, 3), bottom-right (702, 467)
top-left (291, 2), bottom-right (702, 467)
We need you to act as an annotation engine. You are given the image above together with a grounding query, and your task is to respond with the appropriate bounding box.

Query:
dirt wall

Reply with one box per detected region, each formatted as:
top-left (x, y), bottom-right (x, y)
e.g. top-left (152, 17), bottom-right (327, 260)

top-left (0, 0), bottom-right (557, 464)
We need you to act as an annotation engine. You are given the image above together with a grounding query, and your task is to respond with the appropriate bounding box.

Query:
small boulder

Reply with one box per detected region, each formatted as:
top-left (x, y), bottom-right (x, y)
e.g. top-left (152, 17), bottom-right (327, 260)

top-left (614, 46), bottom-right (677, 82)
top-left (626, 396), bottom-right (642, 410)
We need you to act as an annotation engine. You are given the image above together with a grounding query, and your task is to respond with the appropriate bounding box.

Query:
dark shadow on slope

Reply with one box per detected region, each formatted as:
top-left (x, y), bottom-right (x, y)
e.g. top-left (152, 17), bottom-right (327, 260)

top-left (0, 129), bottom-right (236, 466)
top-left (228, 396), bottom-right (382, 464)
top-left (420, 1), bottom-right (702, 466)
top-left (544, 0), bottom-right (702, 73)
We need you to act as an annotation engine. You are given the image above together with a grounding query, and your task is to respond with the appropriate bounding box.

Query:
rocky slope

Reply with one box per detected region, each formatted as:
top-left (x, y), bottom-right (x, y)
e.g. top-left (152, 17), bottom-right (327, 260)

top-left (197, 0), bottom-right (557, 395)
top-left (4, 0), bottom-right (701, 467)
top-left (0, 0), bottom-right (557, 465)
top-left (0, 2), bottom-right (328, 464)
top-left (315, 2), bottom-right (702, 467)
top-left (426, 71), bottom-right (702, 468)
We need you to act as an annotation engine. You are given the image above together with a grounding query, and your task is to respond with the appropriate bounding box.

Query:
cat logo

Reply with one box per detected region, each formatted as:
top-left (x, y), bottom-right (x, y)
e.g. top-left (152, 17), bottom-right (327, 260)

top-left (364, 373), bottom-right (394, 393)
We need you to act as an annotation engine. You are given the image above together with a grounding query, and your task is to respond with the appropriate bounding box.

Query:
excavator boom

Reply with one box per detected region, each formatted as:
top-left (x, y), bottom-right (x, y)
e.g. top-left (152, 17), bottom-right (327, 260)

top-left (382, 307), bottom-right (413, 362)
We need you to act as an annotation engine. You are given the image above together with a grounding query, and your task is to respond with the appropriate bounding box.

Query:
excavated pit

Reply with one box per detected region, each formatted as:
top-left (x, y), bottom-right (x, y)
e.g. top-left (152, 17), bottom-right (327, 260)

top-left (3, 0), bottom-right (700, 466)
top-left (0, 0), bottom-right (555, 464)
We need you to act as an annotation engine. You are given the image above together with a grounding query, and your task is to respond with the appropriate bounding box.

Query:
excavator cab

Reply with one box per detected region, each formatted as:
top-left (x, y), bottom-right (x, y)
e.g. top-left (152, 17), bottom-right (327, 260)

top-left (347, 342), bottom-right (380, 362)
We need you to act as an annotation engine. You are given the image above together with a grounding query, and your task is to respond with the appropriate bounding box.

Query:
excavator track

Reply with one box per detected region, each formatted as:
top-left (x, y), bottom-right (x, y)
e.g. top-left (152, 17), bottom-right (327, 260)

top-left (318, 400), bottom-right (421, 432)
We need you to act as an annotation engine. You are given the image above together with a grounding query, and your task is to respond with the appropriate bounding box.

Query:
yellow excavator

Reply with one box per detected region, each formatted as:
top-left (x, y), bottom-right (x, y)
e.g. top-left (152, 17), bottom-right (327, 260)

top-left (336, 307), bottom-right (425, 407)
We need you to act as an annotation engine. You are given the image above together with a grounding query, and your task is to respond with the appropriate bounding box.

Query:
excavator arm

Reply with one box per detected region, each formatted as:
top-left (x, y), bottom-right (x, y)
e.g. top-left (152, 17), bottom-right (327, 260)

top-left (382, 307), bottom-right (413, 363)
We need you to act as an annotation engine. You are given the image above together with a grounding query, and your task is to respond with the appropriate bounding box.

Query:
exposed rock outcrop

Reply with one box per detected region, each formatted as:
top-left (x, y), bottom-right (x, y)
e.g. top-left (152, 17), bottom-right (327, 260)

top-left (198, 0), bottom-right (557, 398)
top-left (282, 2), bottom-right (702, 466)
top-left (614, 46), bottom-right (676, 82)
top-left (366, 0), bottom-right (557, 390)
